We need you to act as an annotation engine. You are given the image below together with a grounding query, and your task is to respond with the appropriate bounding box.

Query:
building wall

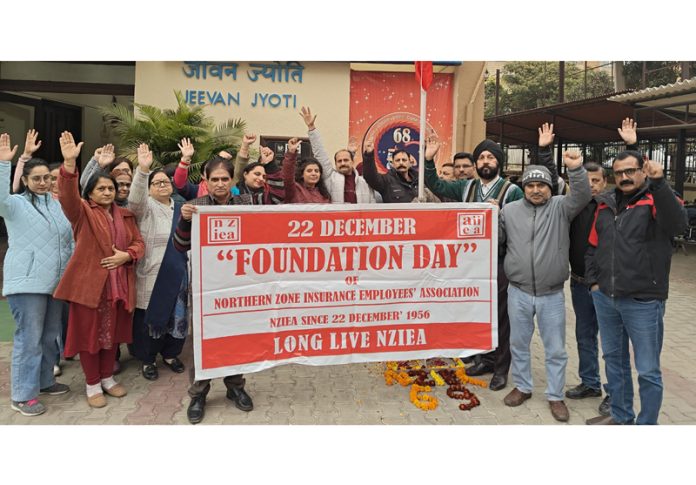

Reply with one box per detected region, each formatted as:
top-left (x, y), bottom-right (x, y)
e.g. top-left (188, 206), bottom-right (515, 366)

top-left (134, 62), bottom-right (487, 161)
top-left (134, 62), bottom-right (352, 155)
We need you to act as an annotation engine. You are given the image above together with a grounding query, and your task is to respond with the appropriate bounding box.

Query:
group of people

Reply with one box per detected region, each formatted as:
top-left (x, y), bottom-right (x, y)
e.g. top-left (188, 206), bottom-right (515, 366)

top-left (0, 105), bottom-right (687, 425)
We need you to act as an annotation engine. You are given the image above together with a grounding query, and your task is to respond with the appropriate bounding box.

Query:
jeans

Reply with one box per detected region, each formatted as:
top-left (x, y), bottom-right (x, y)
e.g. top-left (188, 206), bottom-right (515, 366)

top-left (507, 285), bottom-right (567, 401)
top-left (570, 279), bottom-right (602, 390)
top-left (7, 294), bottom-right (63, 402)
top-left (591, 290), bottom-right (664, 425)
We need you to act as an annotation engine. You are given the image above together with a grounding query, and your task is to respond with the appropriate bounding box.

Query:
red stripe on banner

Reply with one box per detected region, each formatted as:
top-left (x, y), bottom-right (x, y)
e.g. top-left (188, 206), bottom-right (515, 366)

top-left (201, 322), bottom-right (492, 369)
top-left (199, 209), bottom-right (493, 246)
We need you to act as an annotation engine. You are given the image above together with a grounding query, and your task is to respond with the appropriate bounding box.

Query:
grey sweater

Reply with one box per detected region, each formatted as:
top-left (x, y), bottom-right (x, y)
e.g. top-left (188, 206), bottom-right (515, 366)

top-left (499, 165), bottom-right (591, 296)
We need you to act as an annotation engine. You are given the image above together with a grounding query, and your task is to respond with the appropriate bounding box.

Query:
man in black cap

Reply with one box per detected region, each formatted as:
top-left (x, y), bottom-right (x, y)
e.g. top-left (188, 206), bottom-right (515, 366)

top-left (499, 152), bottom-right (591, 421)
top-left (424, 137), bottom-right (523, 391)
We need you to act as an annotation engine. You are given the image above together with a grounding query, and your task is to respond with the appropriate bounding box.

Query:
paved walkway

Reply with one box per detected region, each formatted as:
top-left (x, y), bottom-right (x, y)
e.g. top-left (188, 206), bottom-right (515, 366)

top-left (1, 252), bottom-right (695, 425)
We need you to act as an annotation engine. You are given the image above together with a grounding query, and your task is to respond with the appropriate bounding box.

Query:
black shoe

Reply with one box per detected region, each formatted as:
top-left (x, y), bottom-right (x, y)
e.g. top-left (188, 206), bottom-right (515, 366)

top-left (162, 357), bottom-right (185, 373)
top-left (489, 374), bottom-right (507, 391)
top-left (598, 395), bottom-right (611, 416)
top-left (187, 396), bottom-right (206, 424)
top-left (465, 361), bottom-right (494, 377)
top-left (586, 414), bottom-right (619, 425)
top-left (226, 387), bottom-right (254, 412)
top-left (565, 383), bottom-right (602, 399)
top-left (142, 364), bottom-right (159, 381)
top-left (461, 356), bottom-right (475, 364)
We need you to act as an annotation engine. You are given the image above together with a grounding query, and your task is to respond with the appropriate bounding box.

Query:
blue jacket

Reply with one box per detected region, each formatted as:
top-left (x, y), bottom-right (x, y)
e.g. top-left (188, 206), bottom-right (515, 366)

top-left (0, 162), bottom-right (74, 296)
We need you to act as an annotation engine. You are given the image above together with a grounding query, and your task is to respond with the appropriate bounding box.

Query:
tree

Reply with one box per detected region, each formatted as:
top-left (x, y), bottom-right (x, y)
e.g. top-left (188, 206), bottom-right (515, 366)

top-left (100, 91), bottom-right (247, 181)
top-left (622, 61), bottom-right (696, 90)
top-left (485, 62), bottom-right (615, 117)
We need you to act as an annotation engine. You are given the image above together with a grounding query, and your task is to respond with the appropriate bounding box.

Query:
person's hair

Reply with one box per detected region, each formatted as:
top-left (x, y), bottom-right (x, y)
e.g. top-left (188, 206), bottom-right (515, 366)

top-left (82, 170), bottom-right (117, 200)
top-left (147, 168), bottom-right (170, 186)
top-left (441, 162), bottom-right (454, 169)
top-left (392, 149), bottom-right (410, 162)
top-left (295, 158), bottom-right (331, 201)
top-left (20, 158), bottom-right (51, 218)
top-left (204, 157), bottom-right (234, 179)
top-left (613, 150), bottom-right (644, 168)
top-left (162, 163), bottom-right (178, 179)
top-left (48, 162), bottom-right (61, 171)
top-left (584, 161), bottom-right (606, 179)
top-left (107, 156), bottom-right (133, 174)
top-left (243, 161), bottom-right (265, 176)
top-left (453, 152), bottom-right (473, 163)
top-left (334, 149), bottom-right (354, 162)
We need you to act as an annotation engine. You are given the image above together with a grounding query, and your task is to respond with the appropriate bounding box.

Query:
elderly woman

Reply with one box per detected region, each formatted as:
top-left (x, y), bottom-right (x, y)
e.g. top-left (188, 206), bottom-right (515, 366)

top-left (0, 133), bottom-right (73, 417)
top-left (282, 137), bottom-right (331, 203)
top-left (128, 143), bottom-right (188, 381)
top-left (54, 131), bottom-right (144, 408)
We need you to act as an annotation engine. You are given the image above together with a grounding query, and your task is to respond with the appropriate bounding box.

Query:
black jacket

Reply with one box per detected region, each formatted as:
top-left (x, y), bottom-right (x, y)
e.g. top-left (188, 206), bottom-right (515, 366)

top-left (569, 199), bottom-right (597, 280)
top-left (585, 178), bottom-right (688, 299)
top-left (362, 151), bottom-right (418, 203)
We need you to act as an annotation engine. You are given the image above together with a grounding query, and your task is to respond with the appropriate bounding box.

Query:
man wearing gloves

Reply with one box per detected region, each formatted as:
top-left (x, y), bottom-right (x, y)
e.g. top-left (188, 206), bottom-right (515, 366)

top-left (499, 151), bottom-right (591, 422)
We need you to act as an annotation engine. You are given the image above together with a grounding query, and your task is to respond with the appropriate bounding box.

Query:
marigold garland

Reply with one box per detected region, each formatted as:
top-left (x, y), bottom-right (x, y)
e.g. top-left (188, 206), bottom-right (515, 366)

top-left (430, 369), bottom-right (446, 386)
top-left (409, 384), bottom-right (438, 411)
top-left (455, 368), bottom-right (488, 388)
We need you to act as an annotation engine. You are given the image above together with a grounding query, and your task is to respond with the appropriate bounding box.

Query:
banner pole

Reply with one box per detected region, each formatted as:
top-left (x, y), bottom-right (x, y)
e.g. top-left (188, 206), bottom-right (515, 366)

top-left (418, 85), bottom-right (427, 200)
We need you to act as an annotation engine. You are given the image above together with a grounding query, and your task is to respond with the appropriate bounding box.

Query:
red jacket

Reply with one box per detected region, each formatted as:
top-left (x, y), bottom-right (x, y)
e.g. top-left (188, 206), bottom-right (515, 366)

top-left (53, 167), bottom-right (145, 311)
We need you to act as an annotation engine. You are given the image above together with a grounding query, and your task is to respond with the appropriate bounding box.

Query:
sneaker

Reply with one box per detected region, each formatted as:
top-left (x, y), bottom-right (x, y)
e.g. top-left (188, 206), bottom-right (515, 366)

top-left (53, 364), bottom-right (62, 377)
top-left (40, 383), bottom-right (71, 395)
top-left (11, 399), bottom-right (46, 416)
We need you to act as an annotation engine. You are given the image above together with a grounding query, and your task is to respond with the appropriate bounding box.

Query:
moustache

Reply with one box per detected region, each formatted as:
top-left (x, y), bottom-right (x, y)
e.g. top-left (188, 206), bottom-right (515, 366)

top-left (619, 180), bottom-right (633, 186)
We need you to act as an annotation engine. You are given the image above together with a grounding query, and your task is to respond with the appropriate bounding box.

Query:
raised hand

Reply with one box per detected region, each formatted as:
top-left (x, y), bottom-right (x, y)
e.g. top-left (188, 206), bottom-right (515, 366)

top-left (22, 129), bottom-right (42, 157)
top-left (287, 137), bottom-right (301, 154)
top-left (424, 135), bottom-right (440, 160)
top-left (137, 143), bottom-right (153, 172)
top-left (100, 245), bottom-right (131, 270)
top-left (538, 122), bottom-right (555, 147)
top-left (299, 106), bottom-right (317, 130)
top-left (59, 131), bottom-right (84, 164)
top-left (364, 141), bottom-right (374, 154)
top-left (259, 146), bottom-right (275, 165)
top-left (562, 150), bottom-right (583, 170)
top-left (97, 144), bottom-right (115, 168)
top-left (178, 137), bottom-right (194, 163)
top-left (242, 133), bottom-right (257, 147)
top-left (0, 133), bottom-right (18, 161)
top-left (617, 118), bottom-right (637, 146)
top-left (643, 159), bottom-right (664, 180)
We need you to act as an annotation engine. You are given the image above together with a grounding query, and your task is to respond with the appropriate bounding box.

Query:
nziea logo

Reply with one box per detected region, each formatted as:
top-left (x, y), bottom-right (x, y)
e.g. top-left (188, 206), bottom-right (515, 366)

top-left (208, 216), bottom-right (241, 244)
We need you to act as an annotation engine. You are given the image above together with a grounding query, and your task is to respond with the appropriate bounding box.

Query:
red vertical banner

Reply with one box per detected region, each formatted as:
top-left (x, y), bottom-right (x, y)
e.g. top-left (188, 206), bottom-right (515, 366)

top-left (414, 61), bottom-right (434, 91)
top-left (349, 70), bottom-right (453, 173)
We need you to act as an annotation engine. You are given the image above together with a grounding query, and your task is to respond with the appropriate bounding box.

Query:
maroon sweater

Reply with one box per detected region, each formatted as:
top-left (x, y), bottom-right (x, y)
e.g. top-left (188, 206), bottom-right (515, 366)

top-left (282, 152), bottom-right (330, 204)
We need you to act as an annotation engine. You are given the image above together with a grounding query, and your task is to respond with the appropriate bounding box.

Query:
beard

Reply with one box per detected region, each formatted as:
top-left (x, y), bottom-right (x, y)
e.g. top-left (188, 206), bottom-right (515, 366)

top-left (476, 164), bottom-right (499, 180)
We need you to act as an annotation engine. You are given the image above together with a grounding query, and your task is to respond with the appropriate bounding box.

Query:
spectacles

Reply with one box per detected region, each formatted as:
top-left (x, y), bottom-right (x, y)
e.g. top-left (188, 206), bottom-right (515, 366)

top-left (28, 175), bottom-right (53, 183)
top-left (614, 167), bottom-right (640, 178)
top-left (117, 182), bottom-right (132, 189)
top-left (150, 180), bottom-right (172, 187)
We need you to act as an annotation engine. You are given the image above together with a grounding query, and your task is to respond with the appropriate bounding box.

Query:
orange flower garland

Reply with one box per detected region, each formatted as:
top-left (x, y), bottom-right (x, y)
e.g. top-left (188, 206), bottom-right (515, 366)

top-left (455, 368), bottom-right (488, 388)
top-left (410, 384), bottom-right (438, 411)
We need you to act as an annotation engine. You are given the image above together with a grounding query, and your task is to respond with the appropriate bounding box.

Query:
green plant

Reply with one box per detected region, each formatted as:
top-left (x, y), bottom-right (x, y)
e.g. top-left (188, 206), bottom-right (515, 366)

top-left (99, 90), bottom-right (247, 181)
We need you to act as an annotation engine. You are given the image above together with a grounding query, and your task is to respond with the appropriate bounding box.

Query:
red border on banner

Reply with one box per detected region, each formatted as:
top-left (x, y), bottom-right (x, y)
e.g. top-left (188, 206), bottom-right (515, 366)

top-left (199, 209), bottom-right (492, 246)
top-left (201, 322), bottom-right (493, 368)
